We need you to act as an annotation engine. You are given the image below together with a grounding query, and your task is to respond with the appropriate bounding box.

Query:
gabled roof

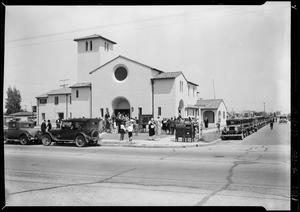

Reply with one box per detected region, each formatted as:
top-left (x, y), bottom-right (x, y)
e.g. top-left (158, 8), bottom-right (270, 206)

top-left (152, 71), bottom-right (199, 86)
top-left (47, 87), bottom-right (71, 95)
top-left (152, 71), bottom-right (182, 79)
top-left (36, 87), bottom-right (71, 98)
top-left (36, 91), bottom-right (52, 98)
top-left (69, 82), bottom-right (91, 88)
top-left (195, 99), bottom-right (225, 109)
top-left (73, 34), bottom-right (117, 44)
top-left (89, 55), bottom-right (164, 75)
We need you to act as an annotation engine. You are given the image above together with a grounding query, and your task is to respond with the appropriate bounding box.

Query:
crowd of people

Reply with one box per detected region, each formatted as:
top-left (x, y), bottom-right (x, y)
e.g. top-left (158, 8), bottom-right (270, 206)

top-left (44, 110), bottom-right (220, 142)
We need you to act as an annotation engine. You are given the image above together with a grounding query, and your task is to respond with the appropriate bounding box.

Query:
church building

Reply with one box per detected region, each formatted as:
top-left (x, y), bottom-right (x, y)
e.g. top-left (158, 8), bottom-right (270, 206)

top-left (36, 34), bottom-right (226, 125)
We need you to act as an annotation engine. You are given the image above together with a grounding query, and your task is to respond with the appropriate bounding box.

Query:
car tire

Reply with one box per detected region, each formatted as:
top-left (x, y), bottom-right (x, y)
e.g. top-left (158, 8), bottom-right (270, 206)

top-left (42, 134), bottom-right (52, 146)
top-left (20, 135), bottom-right (29, 145)
top-left (75, 135), bottom-right (86, 147)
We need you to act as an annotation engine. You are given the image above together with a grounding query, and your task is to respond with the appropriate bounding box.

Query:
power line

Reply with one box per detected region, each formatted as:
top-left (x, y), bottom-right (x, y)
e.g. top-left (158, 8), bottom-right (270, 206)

top-left (6, 7), bottom-right (223, 43)
top-left (5, 5), bottom-right (289, 49)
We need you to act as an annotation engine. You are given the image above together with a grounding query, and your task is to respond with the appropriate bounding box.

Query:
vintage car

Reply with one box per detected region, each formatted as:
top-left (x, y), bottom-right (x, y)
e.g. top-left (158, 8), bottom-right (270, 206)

top-left (41, 118), bottom-right (101, 147)
top-left (220, 118), bottom-right (253, 140)
top-left (4, 120), bottom-right (42, 145)
top-left (279, 116), bottom-right (288, 124)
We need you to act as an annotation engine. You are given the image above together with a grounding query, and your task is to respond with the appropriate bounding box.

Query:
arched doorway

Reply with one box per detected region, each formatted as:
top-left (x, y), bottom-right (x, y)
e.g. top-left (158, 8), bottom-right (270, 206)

top-left (112, 97), bottom-right (131, 117)
top-left (178, 99), bottom-right (184, 117)
top-left (203, 110), bottom-right (215, 123)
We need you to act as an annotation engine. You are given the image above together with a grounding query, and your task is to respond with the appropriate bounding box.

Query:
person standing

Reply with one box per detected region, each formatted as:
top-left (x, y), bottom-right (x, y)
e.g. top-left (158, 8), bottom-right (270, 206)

top-left (56, 117), bottom-right (61, 128)
top-left (41, 120), bottom-right (47, 133)
top-left (134, 117), bottom-right (139, 136)
top-left (155, 117), bottom-right (162, 140)
top-left (148, 118), bottom-right (155, 141)
top-left (204, 117), bottom-right (209, 129)
top-left (270, 118), bottom-right (274, 130)
top-left (47, 120), bottom-right (52, 132)
top-left (119, 122), bottom-right (126, 141)
top-left (216, 120), bottom-right (220, 133)
top-left (170, 118), bottom-right (175, 135)
top-left (127, 120), bottom-right (134, 142)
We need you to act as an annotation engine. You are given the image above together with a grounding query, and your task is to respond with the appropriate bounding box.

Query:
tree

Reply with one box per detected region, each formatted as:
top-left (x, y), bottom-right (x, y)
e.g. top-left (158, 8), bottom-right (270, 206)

top-left (5, 86), bottom-right (23, 115)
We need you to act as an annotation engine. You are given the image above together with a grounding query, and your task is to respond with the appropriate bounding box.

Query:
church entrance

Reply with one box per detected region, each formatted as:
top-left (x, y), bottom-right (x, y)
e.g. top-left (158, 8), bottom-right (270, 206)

top-left (112, 97), bottom-right (131, 118)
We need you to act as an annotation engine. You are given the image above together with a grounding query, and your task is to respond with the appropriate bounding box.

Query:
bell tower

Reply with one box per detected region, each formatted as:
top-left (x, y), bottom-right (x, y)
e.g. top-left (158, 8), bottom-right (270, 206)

top-left (74, 34), bottom-right (117, 82)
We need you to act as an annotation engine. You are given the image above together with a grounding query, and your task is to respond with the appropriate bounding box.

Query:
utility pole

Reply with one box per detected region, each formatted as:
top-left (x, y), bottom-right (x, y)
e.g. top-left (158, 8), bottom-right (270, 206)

top-left (212, 78), bottom-right (216, 99)
top-left (60, 79), bottom-right (69, 88)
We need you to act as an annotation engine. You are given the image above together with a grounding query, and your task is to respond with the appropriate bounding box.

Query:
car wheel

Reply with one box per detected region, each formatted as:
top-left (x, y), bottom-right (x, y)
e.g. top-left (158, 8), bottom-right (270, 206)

top-left (42, 134), bottom-right (52, 146)
top-left (75, 135), bottom-right (86, 147)
top-left (20, 135), bottom-right (29, 145)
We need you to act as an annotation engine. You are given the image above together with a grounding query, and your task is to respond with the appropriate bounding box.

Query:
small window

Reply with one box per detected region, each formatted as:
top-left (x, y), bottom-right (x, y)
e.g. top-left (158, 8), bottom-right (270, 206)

top-left (76, 90), bottom-right (79, 98)
top-left (55, 96), bottom-right (59, 105)
top-left (86, 41), bottom-right (88, 51)
top-left (39, 98), bottom-right (47, 104)
top-left (158, 107), bottom-right (161, 116)
top-left (90, 41), bottom-right (92, 50)
top-left (42, 113), bottom-right (45, 120)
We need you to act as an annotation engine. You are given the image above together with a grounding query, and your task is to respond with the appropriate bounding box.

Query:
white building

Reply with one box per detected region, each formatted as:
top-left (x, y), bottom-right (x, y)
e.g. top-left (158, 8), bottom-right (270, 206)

top-left (36, 34), bottom-right (227, 125)
top-left (195, 99), bottom-right (228, 126)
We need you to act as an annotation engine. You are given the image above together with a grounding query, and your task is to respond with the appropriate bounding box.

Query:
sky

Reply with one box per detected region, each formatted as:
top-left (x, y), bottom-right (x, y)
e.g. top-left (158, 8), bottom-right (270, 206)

top-left (4, 2), bottom-right (291, 114)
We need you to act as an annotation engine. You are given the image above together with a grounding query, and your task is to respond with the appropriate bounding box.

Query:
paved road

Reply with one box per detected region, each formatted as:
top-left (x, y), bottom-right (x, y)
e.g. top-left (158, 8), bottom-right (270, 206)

top-left (4, 122), bottom-right (290, 209)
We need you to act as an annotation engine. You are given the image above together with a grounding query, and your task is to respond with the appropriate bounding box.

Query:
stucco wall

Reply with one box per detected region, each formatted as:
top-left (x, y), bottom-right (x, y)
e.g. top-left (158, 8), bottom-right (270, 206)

top-left (216, 102), bottom-right (228, 125)
top-left (174, 74), bottom-right (199, 118)
top-left (153, 79), bottom-right (176, 118)
top-left (71, 87), bottom-right (91, 118)
top-left (91, 57), bottom-right (160, 118)
top-left (77, 39), bottom-right (116, 83)
top-left (37, 94), bottom-right (72, 125)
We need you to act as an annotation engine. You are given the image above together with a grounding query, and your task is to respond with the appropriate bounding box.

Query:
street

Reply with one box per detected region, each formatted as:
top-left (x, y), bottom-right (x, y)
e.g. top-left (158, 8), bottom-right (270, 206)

top-left (4, 122), bottom-right (290, 209)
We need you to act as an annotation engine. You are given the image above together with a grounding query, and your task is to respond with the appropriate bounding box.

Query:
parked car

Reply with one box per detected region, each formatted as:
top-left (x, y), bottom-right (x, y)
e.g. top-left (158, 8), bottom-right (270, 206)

top-left (279, 116), bottom-right (288, 124)
top-left (4, 120), bottom-right (42, 145)
top-left (41, 118), bottom-right (101, 147)
top-left (220, 118), bottom-right (254, 140)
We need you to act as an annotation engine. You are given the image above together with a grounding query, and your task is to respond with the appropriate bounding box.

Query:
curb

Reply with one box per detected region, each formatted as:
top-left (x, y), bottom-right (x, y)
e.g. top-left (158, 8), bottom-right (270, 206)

top-left (98, 138), bottom-right (221, 148)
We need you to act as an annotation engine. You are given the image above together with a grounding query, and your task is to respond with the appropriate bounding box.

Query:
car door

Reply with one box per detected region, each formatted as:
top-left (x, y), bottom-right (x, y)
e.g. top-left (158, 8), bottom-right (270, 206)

top-left (59, 121), bottom-right (79, 141)
top-left (7, 121), bottom-right (20, 139)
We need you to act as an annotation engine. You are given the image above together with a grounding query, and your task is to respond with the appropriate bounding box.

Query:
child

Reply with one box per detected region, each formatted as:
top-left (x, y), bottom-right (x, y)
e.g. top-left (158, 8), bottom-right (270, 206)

top-left (119, 122), bottom-right (126, 141)
top-left (127, 120), bottom-right (134, 142)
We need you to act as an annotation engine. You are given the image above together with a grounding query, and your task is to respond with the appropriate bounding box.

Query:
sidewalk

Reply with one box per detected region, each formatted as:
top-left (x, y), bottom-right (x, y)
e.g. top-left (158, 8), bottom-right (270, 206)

top-left (98, 127), bottom-right (221, 148)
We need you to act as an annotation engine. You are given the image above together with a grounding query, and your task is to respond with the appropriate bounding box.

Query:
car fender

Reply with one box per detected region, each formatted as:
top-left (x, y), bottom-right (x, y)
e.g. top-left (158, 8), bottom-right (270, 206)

top-left (42, 132), bottom-right (58, 142)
